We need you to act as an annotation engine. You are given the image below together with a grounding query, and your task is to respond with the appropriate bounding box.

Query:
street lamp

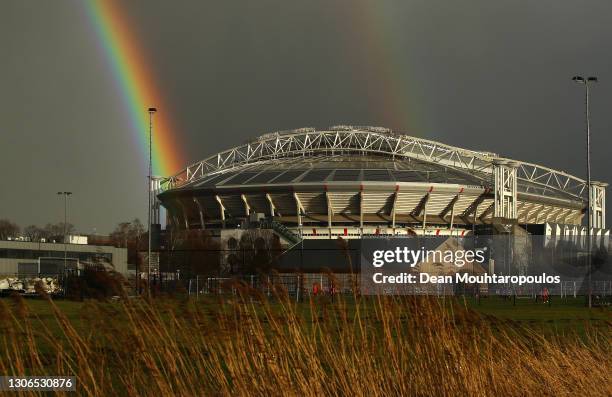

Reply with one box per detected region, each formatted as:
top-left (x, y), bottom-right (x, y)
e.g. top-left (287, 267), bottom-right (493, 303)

top-left (572, 75), bottom-right (597, 308)
top-left (147, 107), bottom-right (157, 293)
top-left (57, 192), bottom-right (72, 270)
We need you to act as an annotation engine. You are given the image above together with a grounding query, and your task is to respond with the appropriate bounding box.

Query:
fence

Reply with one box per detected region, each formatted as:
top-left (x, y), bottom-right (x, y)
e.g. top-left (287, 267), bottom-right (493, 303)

top-left (184, 273), bottom-right (358, 300)
top-left (490, 280), bottom-right (612, 299)
top-left (2, 270), bottom-right (611, 301)
top-left (180, 273), bottom-right (612, 300)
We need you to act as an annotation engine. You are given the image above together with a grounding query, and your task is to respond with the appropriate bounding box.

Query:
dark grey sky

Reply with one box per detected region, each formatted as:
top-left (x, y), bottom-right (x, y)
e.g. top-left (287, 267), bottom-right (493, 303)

top-left (1, 0), bottom-right (611, 234)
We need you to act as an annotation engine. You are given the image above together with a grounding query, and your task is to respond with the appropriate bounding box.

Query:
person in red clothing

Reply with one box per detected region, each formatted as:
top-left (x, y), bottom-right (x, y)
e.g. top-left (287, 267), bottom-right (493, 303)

top-left (542, 287), bottom-right (549, 303)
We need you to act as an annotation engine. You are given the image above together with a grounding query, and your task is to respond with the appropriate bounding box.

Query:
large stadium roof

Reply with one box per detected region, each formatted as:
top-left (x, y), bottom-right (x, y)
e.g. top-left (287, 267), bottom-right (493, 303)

top-left (161, 126), bottom-right (589, 204)
top-left (183, 156), bottom-right (483, 189)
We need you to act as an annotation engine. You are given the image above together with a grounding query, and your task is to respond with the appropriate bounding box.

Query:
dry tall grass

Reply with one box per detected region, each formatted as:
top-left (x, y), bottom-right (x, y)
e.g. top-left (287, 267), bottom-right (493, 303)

top-left (0, 285), bottom-right (610, 396)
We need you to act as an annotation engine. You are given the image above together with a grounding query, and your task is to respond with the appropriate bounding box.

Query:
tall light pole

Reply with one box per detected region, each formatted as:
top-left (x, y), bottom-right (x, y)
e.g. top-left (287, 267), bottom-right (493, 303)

top-left (147, 107), bottom-right (157, 293)
top-left (572, 75), bottom-right (597, 308)
top-left (57, 192), bottom-right (72, 270)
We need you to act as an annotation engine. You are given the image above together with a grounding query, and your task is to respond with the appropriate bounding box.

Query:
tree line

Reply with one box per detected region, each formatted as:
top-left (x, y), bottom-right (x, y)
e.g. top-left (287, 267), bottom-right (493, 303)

top-left (0, 218), bottom-right (146, 247)
top-left (0, 219), bottom-right (75, 242)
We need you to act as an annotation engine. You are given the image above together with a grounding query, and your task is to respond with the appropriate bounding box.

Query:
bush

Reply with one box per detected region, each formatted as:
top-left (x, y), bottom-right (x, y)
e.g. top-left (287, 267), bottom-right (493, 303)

top-left (64, 267), bottom-right (125, 300)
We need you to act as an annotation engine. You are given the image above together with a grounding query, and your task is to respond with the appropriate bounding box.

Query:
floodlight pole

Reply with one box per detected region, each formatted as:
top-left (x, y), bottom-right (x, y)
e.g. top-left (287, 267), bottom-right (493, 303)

top-left (148, 107), bottom-right (157, 295)
top-left (572, 76), bottom-right (597, 308)
top-left (57, 192), bottom-right (72, 270)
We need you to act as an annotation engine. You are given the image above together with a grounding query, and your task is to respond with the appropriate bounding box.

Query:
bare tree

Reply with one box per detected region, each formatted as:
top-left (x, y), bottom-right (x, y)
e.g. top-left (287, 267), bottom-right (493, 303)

top-left (43, 222), bottom-right (74, 242)
top-left (162, 229), bottom-right (222, 277)
top-left (236, 229), bottom-right (281, 274)
top-left (23, 225), bottom-right (47, 242)
top-left (111, 222), bottom-right (132, 248)
top-left (0, 219), bottom-right (20, 240)
top-left (107, 218), bottom-right (147, 269)
top-left (128, 218), bottom-right (145, 248)
top-left (110, 219), bottom-right (145, 248)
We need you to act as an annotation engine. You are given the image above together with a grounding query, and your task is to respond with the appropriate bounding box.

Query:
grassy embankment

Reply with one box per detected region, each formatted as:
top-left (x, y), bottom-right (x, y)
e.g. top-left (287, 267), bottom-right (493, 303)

top-left (0, 290), bottom-right (610, 396)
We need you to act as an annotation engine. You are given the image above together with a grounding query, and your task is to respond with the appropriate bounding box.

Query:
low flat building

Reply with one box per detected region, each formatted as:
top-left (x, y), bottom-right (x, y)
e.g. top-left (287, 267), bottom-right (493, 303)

top-left (0, 240), bottom-right (128, 276)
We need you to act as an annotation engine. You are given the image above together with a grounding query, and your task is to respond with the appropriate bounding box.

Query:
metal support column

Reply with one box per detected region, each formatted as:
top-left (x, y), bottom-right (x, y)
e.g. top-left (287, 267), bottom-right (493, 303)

top-left (590, 182), bottom-right (607, 229)
top-left (493, 160), bottom-right (518, 221)
top-left (215, 195), bottom-right (226, 228)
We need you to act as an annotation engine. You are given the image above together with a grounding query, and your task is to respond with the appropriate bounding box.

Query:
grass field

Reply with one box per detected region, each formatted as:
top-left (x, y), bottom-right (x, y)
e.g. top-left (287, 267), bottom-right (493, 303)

top-left (1, 292), bottom-right (610, 396)
top-left (463, 296), bottom-right (611, 335)
top-left (14, 294), bottom-right (611, 335)
top-left (16, 293), bottom-right (612, 339)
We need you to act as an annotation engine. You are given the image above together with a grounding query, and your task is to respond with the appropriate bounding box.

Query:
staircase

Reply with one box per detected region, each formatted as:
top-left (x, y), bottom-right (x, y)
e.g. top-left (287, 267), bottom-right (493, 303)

top-left (260, 219), bottom-right (302, 245)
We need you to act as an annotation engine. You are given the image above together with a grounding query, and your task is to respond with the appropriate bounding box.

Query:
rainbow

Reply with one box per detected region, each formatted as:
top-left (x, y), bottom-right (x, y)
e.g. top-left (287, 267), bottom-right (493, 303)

top-left (345, 2), bottom-right (425, 133)
top-left (82, 0), bottom-right (184, 176)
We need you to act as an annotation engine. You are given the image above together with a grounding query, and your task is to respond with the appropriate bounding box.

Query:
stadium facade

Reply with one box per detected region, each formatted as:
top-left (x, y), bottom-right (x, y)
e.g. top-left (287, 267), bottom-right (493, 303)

top-left (156, 126), bottom-right (607, 245)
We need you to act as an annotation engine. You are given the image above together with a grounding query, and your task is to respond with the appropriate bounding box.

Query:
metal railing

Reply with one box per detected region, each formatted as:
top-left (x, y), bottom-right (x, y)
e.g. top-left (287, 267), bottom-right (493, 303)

top-left (260, 219), bottom-right (302, 244)
top-left (180, 274), bottom-right (612, 300)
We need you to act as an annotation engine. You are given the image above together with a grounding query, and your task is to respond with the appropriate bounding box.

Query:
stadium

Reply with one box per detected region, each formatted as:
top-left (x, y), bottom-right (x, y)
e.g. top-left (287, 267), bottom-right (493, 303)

top-left (157, 125), bottom-right (607, 243)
